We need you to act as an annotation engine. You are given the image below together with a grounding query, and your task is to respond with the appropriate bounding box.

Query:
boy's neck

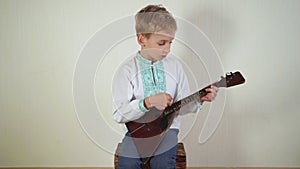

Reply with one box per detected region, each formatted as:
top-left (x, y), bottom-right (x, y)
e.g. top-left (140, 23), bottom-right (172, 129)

top-left (139, 50), bottom-right (157, 63)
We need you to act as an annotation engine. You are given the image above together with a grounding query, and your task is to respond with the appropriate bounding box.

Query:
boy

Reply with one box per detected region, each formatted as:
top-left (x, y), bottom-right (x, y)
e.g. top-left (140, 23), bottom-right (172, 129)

top-left (112, 4), bottom-right (218, 169)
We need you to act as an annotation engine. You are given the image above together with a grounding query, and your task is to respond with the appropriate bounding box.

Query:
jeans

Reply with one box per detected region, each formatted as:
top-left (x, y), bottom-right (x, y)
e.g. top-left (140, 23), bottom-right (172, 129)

top-left (118, 129), bottom-right (179, 169)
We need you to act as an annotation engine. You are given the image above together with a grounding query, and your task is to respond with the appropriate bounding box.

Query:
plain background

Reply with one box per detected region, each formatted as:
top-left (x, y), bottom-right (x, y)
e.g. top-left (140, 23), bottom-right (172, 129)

top-left (0, 0), bottom-right (299, 167)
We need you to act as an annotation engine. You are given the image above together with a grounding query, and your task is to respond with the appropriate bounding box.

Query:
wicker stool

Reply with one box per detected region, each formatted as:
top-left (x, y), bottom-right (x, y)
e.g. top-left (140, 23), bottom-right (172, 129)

top-left (114, 142), bottom-right (186, 169)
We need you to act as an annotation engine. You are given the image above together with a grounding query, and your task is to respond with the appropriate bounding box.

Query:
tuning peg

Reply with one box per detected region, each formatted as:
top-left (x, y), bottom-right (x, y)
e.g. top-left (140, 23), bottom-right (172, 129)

top-left (226, 72), bottom-right (233, 76)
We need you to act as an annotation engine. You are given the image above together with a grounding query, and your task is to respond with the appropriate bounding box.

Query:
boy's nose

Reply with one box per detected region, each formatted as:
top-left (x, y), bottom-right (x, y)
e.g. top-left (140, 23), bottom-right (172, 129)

top-left (163, 49), bottom-right (170, 54)
top-left (163, 45), bottom-right (171, 54)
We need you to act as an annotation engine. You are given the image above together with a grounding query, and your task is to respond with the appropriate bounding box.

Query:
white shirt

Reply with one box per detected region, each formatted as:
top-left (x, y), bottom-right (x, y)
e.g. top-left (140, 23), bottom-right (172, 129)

top-left (112, 52), bottom-right (200, 129)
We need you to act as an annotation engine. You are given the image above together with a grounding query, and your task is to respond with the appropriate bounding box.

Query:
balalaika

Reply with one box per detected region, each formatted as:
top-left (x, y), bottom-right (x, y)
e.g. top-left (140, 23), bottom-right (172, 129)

top-left (126, 71), bottom-right (245, 138)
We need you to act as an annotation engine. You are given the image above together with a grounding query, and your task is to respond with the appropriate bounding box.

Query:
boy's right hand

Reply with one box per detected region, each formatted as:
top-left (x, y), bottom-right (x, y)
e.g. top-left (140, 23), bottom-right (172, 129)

top-left (145, 93), bottom-right (172, 110)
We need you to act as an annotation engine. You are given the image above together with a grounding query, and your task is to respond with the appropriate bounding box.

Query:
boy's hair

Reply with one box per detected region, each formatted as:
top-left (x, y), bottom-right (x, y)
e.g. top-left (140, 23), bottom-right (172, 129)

top-left (135, 5), bottom-right (177, 38)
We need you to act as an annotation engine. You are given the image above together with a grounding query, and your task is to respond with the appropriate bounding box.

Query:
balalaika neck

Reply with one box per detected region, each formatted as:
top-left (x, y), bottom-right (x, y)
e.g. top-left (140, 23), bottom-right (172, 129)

top-left (163, 82), bottom-right (219, 115)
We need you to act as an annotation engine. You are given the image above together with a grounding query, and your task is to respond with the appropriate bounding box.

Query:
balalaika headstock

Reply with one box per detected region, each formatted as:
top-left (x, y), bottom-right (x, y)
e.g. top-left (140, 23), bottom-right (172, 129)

top-left (215, 71), bottom-right (246, 88)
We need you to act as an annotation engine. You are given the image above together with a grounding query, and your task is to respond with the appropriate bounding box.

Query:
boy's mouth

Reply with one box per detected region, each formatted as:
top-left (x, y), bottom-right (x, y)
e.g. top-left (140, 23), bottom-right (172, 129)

top-left (161, 54), bottom-right (167, 58)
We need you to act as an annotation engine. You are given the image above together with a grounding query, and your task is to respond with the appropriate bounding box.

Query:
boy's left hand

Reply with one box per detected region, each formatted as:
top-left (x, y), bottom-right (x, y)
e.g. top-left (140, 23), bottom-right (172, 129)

top-left (199, 86), bottom-right (218, 103)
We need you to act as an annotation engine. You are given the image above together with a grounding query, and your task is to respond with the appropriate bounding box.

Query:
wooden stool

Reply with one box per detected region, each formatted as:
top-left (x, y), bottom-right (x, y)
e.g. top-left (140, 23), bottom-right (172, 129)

top-left (114, 142), bottom-right (186, 169)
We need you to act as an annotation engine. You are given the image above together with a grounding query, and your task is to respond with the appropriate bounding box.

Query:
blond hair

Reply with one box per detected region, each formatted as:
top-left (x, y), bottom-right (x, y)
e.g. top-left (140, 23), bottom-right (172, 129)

top-left (135, 5), bottom-right (177, 37)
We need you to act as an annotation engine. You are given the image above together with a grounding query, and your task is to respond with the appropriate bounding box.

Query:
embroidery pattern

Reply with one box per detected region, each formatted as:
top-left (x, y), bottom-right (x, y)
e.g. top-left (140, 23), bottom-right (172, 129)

top-left (136, 54), bottom-right (166, 97)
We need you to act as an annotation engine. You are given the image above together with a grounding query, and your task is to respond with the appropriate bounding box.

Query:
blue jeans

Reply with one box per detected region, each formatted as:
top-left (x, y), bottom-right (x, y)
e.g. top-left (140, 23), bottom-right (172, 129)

top-left (118, 129), bottom-right (178, 169)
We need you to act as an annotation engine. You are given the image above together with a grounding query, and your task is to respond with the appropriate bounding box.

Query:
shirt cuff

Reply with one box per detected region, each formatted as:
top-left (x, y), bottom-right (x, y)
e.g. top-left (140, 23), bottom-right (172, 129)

top-left (139, 99), bottom-right (149, 113)
top-left (194, 100), bottom-right (203, 110)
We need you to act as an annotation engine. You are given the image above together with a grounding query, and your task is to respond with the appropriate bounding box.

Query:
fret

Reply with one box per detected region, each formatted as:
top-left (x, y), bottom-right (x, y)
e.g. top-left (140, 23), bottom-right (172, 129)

top-left (164, 87), bottom-right (209, 115)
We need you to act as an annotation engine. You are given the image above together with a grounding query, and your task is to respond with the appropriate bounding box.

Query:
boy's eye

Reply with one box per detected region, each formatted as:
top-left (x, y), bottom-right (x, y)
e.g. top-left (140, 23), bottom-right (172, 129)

top-left (158, 42), bottom-right (165, 46)
top-left (158, 41), bottom-right (172, 46)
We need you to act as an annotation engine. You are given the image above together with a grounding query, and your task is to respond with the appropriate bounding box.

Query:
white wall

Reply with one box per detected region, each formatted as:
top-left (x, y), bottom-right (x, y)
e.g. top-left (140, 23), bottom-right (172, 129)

top-left (0, 0), bottom-right (299, 167)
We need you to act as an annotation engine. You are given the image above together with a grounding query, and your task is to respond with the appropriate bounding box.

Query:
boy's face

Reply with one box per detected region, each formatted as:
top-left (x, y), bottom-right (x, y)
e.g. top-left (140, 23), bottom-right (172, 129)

top-left (138, 31), bottom-right (175, 62)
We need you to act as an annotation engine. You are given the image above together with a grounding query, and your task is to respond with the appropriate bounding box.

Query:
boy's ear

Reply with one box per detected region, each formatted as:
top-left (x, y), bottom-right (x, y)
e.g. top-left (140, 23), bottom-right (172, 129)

top-left (137, 34), bottom-right (146, 47)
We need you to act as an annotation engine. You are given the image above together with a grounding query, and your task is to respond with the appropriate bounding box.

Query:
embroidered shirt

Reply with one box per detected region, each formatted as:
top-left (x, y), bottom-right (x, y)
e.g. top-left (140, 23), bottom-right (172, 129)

top-left (112, 52), bottom-right (201, 129)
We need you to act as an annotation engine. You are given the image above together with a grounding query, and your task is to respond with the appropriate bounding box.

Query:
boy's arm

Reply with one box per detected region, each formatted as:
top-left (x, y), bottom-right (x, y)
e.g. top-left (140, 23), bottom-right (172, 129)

top-left (112, 66), bottom-right (147, 123)
top-left (175, 61), bottom-right (202, 115)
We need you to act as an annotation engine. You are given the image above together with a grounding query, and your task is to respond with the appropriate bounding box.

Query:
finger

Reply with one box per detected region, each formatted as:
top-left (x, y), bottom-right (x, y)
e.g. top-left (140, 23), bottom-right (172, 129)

top-left (157, 105), bottom-right (164, 110)
top-left (200, 96), bottom-right (208, 102)
top-left (168, 97), bottom-right (173, 103)
top-left (205, 88), bottom-right (214, 94)
top-left (164, 94), bottom-right (172, 104)
top-left (206, 91), bottom-right (215, 97)
top-left (208, 93), bottom-right (216, 100)
top-left (201, 94), bottom-right (215, 102)
top-left (206, 87), bottom-right (218, 95)
top-left (166, 93), bottom-right (173, 100)
top-left (211, 86), bottom-right (219, 93)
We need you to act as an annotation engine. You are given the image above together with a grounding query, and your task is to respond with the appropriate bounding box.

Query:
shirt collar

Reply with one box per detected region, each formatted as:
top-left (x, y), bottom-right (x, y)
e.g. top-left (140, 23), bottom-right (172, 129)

top-left (136, 52), bottom-right (163, 65)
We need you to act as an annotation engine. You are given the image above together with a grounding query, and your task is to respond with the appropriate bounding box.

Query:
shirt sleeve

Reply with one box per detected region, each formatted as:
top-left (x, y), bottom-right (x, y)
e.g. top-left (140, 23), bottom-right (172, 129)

top-left (112, 64), bottom-right (148, 123)
top-left (174, 60), bottom-right (202, 115)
